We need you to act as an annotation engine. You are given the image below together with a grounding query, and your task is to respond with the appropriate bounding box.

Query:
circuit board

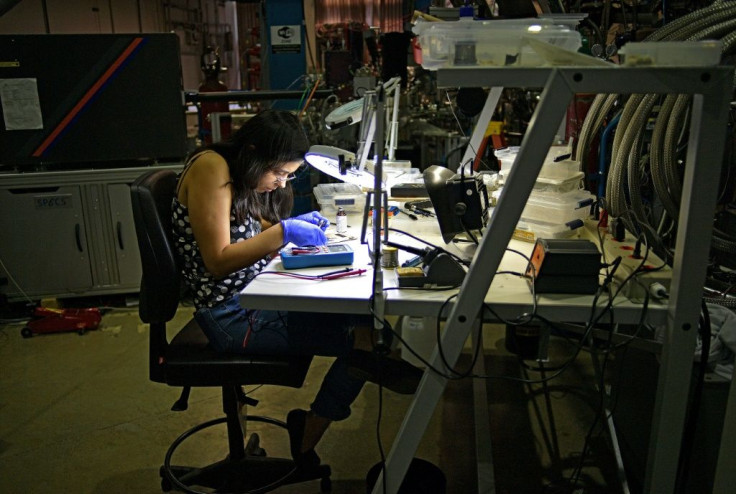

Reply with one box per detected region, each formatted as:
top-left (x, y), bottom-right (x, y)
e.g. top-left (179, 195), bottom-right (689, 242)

top-left (280, 244), bottom-right (354, 269)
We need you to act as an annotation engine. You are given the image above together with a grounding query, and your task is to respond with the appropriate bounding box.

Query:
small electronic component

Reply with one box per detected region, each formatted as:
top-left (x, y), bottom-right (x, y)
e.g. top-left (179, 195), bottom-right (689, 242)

top-left (396, 266), bottom-right (426, 287)
top-left (526, 238), bottom-right (600, 294)
top-left (280, 243), bottom-right (354, 269)
top-left (396, 251), bottom-right (466, 288)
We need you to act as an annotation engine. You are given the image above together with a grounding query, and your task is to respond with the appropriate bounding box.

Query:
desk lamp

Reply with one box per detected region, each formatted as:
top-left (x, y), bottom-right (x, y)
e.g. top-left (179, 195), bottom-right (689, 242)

top-left (304, 76), bottom-right (403, 190)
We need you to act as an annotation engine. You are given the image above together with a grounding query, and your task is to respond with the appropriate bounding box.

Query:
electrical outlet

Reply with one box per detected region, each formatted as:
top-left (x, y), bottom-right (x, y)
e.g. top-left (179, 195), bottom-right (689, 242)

top-left (580, 219), bottom-right (672, 303)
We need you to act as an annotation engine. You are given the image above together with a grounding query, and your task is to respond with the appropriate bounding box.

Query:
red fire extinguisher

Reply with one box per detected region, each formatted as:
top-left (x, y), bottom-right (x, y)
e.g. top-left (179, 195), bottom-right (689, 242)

top-left (199, 46), bottom-right (231, 145)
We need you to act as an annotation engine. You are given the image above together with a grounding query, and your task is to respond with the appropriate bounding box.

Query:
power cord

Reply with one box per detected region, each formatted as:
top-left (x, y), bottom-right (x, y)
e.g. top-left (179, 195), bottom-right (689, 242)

top-left (368, 222), bottom-right (659, 491)
top-left (387, 227), bottom-right (471, 267)
top-left (0, 255), bottom-right (35, 305)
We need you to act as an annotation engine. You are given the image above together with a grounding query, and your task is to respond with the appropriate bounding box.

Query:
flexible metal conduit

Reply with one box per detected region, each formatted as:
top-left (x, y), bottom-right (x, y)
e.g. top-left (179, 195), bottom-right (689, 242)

top-left (576, 1), bottom-right (736, 190)
top-left (652, 18), bottom-right (736, 220)
top-left (577, 1), bottom-right (736, 231)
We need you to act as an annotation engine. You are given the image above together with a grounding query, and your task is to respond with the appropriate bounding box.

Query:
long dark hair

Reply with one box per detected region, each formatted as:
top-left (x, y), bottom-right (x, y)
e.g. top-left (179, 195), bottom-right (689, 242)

top-left (193, 109), bottom-right (309, 224)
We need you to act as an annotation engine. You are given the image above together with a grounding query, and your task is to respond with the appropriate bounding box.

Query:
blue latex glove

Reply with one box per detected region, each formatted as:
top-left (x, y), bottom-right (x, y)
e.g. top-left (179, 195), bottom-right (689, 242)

top-left (294, 211), bottom-right (330, 231)
top-left (281, 219), bottom-right (328, 246)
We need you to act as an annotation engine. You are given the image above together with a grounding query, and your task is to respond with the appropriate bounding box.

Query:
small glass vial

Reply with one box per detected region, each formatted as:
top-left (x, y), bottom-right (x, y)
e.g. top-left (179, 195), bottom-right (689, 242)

top-left (336, 207), bottom-right (347, 233)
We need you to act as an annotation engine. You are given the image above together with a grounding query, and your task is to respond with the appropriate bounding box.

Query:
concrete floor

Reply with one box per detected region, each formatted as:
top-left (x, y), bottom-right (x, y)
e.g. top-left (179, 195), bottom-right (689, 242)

top-left (0, 298), bottom-right (622, 494)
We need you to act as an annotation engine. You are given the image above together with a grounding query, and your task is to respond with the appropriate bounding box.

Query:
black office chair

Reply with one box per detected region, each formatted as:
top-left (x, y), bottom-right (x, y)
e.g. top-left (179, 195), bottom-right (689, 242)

top-left (130, 168), bottom-right (332, 493)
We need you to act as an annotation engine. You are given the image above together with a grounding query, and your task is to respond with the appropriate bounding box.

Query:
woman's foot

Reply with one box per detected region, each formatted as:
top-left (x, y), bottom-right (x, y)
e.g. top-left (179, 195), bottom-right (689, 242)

top-left (347, 349), bottom-right (424, 394)
top-left (286, 409), bottom-right (321, 468)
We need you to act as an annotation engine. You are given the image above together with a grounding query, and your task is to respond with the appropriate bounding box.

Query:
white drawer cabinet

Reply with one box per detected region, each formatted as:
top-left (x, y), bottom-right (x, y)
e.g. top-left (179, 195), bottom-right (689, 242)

top-left (0, 164), bottom-right (182, 301)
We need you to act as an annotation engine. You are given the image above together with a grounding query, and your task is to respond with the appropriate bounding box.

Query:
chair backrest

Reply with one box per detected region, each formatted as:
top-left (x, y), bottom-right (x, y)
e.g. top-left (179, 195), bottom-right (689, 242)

top-left (131, 169), bottom-right (316, 390)
top-left (131, 168), bottom-right (181, 322)
top-left (130, 169), bottom-right (181, 382)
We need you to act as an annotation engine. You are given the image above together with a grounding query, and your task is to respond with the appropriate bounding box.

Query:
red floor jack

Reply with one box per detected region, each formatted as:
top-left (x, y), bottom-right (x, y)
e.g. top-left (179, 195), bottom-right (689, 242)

top-left (21, 307), bottom-right (102, 338)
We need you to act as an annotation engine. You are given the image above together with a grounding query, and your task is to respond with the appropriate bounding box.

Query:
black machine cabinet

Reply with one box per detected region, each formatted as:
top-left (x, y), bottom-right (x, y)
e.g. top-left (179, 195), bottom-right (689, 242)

top-left (0, 33), bottom-right (188, 170)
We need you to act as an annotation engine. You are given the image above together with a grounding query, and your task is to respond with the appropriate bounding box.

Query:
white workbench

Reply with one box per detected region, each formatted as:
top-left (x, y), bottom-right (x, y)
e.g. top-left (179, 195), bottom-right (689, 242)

top-left (243, 64), bottom-right (734, 494)
top-left (241, 214), bottom-right (667, 326)
top-left (240, 210), bottom-right (668, 492)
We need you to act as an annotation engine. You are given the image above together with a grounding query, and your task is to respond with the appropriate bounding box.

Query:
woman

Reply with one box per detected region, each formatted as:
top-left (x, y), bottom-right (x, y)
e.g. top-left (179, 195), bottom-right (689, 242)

top-left (172, 109), bottom-right (421, 467)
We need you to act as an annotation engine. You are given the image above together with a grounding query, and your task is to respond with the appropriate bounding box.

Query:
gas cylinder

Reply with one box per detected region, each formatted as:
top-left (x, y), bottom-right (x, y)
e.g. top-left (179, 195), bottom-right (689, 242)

top-left (199, 46), bottom-right (231, 144)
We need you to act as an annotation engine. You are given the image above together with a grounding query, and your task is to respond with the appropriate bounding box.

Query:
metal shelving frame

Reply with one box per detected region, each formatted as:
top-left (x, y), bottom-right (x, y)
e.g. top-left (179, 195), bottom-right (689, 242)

top-left (370, 65), bottom-right (734, 494)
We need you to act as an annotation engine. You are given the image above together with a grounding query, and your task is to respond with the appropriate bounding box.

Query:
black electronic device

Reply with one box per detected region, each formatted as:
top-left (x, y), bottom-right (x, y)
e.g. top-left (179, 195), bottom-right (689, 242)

top-left (388, 241), bottom-right (467, 288)
top-left (396, 252), bottom-right (466, 287)
top-left (423, 165), bottom-right (490, 244)
top-left (390, 182), bottom-right (428, 198)
top-left (0, 33), bottom-right (187, 170)
top-left (526, 238), bottom-right (601, 294)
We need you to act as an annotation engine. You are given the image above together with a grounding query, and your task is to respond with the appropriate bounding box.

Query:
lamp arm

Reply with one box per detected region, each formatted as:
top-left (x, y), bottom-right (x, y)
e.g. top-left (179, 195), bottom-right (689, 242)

top-left (387, 82), bottom-right (400, 161)
top-left (357, 108), bottom-right (377, 173)
top-left (356, 91), bottom-right (376, 173)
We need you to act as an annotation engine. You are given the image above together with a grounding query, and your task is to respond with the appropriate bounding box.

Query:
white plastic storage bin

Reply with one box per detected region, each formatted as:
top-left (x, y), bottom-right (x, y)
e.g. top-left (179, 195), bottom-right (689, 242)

top-left (313, 183), bottom-right (365, 213)
top-left (513, 217), bottom-right (583, 243)
top-left (413, 18), bottom-right (581, 70)
top-left (494, 146), bottom-right (520, 169)
top-left (522, 189), bottom-right (595, 224)
top-left (500, 165), bottom-right (583, 188)
top-left (619, 40), bottom-right (722, 67)
top-left (530, 173), bottom-right (586, 194)
top-left (498, 146), bottom-right (580, 182)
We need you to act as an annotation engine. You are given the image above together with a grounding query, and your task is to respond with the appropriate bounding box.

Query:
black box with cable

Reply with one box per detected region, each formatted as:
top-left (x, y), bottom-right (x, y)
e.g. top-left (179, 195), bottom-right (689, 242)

top-left (446, 174), bottom-right (488, 231)
top-left (526, 238), bottom-right (601, 294)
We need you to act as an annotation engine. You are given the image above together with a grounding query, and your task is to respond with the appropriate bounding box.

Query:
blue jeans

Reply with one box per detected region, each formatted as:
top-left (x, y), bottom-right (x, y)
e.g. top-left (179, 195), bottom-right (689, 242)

top-left (194, 293), bottom-right (370, 421)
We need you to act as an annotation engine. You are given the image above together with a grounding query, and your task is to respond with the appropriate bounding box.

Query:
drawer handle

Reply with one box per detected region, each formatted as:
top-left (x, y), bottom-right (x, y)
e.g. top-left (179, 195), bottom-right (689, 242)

top-left (116, 221), bottom-right (124, 250)
top-left (75, 224), bottom-right (84, 252)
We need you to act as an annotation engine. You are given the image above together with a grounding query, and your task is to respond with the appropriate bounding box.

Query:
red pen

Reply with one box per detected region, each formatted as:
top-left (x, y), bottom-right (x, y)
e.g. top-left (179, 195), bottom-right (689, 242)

top-left (321, 269), bottom-right (367, 280)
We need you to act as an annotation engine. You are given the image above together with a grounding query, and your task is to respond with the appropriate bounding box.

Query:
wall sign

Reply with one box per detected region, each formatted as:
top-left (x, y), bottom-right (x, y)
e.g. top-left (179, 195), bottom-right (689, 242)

top-left (270, 25), bottom-right (301, 54)
top-left (0, 78), bottom-right (43, 130)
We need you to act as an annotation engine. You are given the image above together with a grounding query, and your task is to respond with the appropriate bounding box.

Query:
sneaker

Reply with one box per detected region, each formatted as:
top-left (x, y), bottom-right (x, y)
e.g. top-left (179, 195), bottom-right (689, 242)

top-left (286, 409), bottom-right (321, 468)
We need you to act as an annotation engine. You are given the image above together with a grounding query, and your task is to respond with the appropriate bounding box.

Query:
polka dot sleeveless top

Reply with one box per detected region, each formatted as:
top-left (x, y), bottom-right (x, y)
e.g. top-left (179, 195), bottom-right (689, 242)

top-left (171, 195), bottom-right (271, 310)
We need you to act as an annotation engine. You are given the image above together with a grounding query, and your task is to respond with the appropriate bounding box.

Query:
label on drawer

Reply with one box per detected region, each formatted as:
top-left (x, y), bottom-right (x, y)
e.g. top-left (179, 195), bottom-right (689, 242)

top-left (34, 194), bottom-right (72, 209)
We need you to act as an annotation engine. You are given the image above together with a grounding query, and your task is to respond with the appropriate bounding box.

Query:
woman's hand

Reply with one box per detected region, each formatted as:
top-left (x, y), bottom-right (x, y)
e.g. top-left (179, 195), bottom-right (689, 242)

top-left (293, 211), bottom-right (330, 231)
top-left (281, 219), bottom-right (328, 246)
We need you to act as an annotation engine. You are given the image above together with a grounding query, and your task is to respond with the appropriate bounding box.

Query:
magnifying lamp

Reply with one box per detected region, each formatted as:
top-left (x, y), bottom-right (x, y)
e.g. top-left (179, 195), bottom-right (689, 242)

top-left (304, 145), bottom-right (376, 189)
top-left (324, 99), bottom-right (364, 130)
top-left (305, 76), bottom-right (405, 190)
top-left (323, 76), bottom-right (401, 130)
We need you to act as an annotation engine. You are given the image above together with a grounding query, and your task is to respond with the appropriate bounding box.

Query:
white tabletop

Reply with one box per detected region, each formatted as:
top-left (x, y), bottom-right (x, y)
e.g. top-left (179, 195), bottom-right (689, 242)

top-left (240, 213), bottom-right (667, 326)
